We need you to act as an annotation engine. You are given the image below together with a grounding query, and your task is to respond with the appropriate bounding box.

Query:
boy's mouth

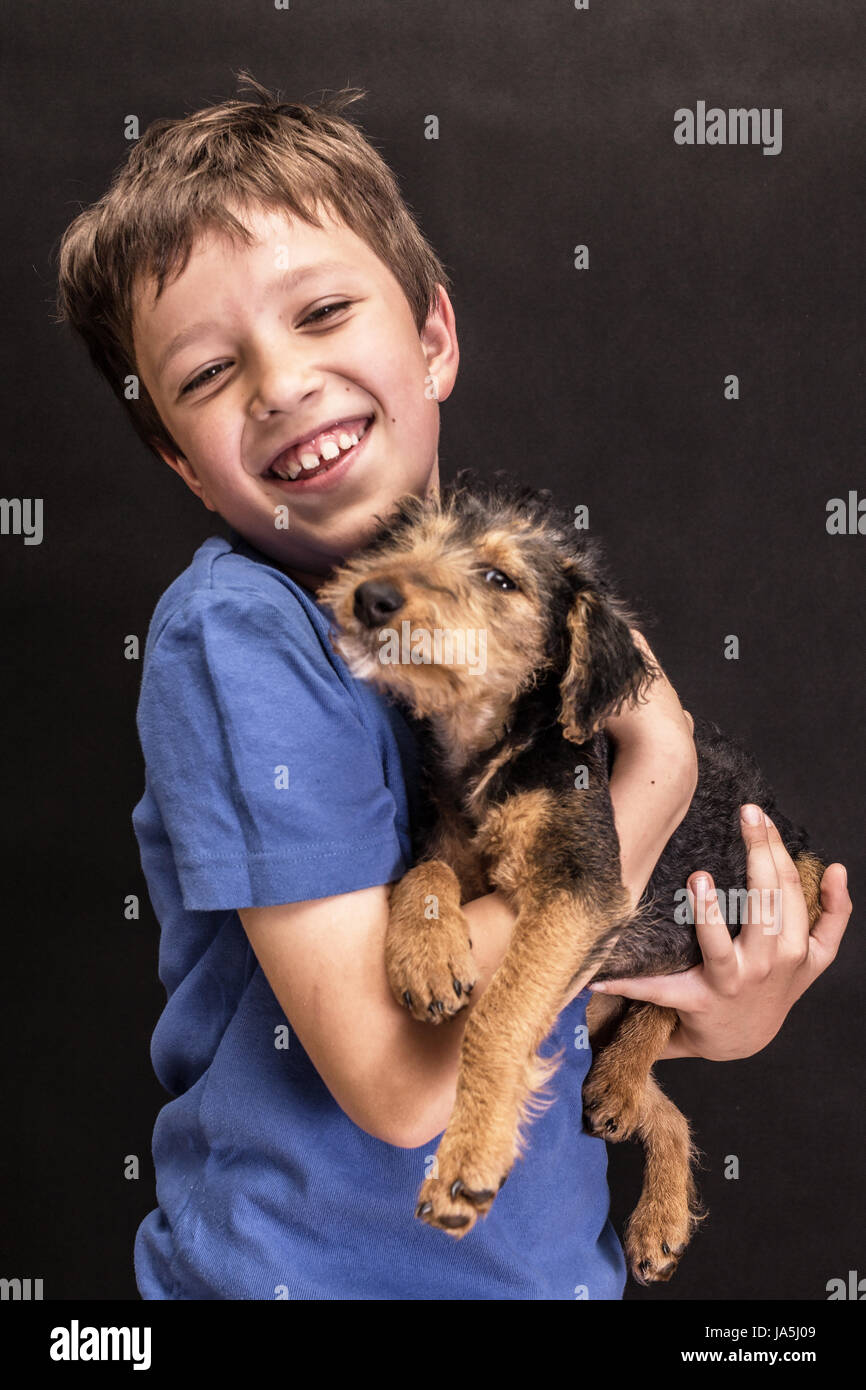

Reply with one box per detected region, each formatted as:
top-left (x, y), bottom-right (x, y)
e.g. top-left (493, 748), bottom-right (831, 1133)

top-left (263, 414), bottom-right (374, 483)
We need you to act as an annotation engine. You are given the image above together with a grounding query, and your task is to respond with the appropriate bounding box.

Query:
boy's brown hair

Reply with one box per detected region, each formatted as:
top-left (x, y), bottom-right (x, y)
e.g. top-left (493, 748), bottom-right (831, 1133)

top-left (53, 71), bottom-right (452, 461)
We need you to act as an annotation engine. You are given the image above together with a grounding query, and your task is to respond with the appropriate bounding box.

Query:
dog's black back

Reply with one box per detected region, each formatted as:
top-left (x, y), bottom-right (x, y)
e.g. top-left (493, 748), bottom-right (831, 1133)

top-left (598, 713), bottom-right (817, 979)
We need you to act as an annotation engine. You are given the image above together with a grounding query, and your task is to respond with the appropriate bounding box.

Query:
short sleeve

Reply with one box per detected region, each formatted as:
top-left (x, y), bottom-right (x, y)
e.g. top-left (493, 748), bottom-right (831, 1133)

top-left (136, 589), bottom-right (410, 911)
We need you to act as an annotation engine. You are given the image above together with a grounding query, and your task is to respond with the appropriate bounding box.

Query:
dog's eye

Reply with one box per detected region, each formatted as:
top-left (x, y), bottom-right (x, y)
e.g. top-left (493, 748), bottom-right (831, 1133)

top-left (483, 567), bottom-right (518, 591)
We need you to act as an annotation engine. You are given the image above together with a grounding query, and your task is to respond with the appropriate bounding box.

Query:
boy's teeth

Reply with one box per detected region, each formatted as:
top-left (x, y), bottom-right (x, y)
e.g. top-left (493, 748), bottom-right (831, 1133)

top-left (272, 458), bottom-right (302, 480)
top-left (271, 415), bottom-right (370, 479)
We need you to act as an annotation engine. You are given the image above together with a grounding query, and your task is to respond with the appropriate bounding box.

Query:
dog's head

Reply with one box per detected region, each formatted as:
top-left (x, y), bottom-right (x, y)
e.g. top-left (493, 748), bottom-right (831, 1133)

top-left (318, 469), bottom-right (659, 742)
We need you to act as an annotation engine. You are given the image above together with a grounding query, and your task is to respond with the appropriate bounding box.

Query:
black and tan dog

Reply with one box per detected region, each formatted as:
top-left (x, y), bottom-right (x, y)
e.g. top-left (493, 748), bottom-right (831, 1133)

top-left (318, 469), bottom-right (825, 1283)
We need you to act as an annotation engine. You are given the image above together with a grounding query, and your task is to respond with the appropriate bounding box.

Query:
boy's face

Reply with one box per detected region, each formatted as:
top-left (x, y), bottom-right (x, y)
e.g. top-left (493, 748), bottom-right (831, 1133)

top-left (131, 203), bottom-right (458, 590)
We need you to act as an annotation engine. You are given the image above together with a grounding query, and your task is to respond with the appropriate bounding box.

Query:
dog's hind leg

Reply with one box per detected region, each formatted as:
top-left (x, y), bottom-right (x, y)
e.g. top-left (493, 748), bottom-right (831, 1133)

top-left (624, 1073), bottom-right (705, 1284)
top-left (583, 999), bottom-right (704, 1283)
top-left (583, 1000), bottom-right (679, 1141)
top-left (583, 851), bottom-right (825, 1281)
top-left (794, 850), bottom-right (825, 927)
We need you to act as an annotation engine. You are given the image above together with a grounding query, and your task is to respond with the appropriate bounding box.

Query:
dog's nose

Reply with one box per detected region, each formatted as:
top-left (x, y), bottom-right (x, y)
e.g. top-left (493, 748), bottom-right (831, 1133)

top-left (353, 579), bottom-right (405, 627)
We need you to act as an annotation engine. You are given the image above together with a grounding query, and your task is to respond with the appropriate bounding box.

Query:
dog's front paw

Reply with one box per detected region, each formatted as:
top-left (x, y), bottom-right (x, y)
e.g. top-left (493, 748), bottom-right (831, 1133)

top-left (387, 909), bottom-right (478, 1024)
top-left (415, 1137), bottom-right (513, 1237)
top-left (582, 1064), bottom-right (645, 1141)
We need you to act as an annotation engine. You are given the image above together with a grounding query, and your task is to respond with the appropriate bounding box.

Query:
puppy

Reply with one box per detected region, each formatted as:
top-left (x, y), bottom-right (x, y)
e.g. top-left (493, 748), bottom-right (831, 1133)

top-left (318, 469), bottom-right (826, 1282)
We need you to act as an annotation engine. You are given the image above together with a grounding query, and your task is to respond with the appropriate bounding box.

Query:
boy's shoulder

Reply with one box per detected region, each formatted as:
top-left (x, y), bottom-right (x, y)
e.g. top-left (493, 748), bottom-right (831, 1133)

top-left (145, 528), bottom-right (328, 662)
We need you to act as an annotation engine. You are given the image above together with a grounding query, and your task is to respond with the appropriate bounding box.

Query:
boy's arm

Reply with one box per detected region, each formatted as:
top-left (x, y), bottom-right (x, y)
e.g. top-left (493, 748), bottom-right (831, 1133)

top-left (579, 633), bottom-right (852, 1060)
top-left (606, 629), bottom-right (698, 914)
top-left (562, 628), bottom-right (699, 1006)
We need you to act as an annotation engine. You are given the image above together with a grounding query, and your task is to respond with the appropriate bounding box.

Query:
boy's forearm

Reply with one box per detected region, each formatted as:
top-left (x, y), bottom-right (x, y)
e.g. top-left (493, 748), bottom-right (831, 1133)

top-left (558, 726), bottom-right (697, 1012)
top-left (608, 731), bottom-right (696, 914)
top-left (604, 629), bottom-right (697, 915)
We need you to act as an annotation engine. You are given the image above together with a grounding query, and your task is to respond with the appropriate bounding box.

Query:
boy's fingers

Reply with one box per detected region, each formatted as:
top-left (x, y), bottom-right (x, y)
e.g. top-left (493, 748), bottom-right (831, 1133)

top-left (738, 805), bottom-right (782, 968)
top-left (807, 863), bottom-right (853, 970)
top-left (590, 964), bottom-right (703, 1009)
top-left (688, 876), bottom-right (740, 993)
top-left (761, 812), bottom-right (813, 950)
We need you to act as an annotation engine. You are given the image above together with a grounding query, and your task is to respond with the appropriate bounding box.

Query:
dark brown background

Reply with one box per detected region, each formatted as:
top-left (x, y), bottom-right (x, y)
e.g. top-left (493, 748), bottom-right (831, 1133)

top-left (2, 0), bottom-right (863, 1303)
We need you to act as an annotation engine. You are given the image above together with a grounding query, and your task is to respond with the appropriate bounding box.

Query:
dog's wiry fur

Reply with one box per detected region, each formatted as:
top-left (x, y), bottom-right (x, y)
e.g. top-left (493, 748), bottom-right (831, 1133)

top-left (318, 469), bottom-right (827, 1283)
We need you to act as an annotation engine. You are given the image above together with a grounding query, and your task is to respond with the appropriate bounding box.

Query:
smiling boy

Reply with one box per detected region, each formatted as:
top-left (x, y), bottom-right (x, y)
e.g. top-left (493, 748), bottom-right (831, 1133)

top-left (141, 202), bottom-right (442, 582)
top-left (55, 78), bottom-right (849, 1300)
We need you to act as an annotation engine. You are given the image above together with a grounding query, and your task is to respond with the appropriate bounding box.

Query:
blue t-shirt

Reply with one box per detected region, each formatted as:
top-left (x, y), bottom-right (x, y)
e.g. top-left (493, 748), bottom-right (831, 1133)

top-left (132, 527), bottom-right (626, 1300)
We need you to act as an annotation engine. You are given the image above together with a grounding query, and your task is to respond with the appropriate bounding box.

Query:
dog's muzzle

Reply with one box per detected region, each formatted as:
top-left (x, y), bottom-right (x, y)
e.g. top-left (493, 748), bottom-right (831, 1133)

top-left (353, 579), bottom-right (405, 628)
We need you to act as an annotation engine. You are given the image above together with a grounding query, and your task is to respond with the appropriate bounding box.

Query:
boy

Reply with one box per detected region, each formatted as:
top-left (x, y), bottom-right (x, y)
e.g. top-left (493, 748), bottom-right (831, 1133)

top-left (55, 77), bottom-right (849, 1300)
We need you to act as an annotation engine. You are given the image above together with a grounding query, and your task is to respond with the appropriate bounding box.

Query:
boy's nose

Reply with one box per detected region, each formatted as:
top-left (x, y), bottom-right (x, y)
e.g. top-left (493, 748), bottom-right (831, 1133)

top-left (353, 579), bottom-right (405, 627)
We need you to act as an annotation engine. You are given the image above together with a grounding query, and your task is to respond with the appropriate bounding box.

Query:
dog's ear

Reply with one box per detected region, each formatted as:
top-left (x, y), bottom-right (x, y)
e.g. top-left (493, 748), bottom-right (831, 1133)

top-left (557, 574), bottom-right (660, 745)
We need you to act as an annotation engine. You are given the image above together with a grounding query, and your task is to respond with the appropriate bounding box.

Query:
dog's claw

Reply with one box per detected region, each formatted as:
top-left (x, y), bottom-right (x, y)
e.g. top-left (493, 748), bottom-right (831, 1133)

top-left (453, 979), bottom-right (462, 997)
top-left (402, 991), bottom-right (412, 1009)
top-left (630, 1234), bottom-right (688, 1284)
top-left (416, 1201), bottom-right (433, 1217)
top-left (449, 1177), bottom-right (495, 1207)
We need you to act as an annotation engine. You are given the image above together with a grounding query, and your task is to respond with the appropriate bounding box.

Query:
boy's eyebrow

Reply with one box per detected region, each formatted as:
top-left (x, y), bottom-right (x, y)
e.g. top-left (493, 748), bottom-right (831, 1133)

top-left (154, 259), bottom-right (353, 379)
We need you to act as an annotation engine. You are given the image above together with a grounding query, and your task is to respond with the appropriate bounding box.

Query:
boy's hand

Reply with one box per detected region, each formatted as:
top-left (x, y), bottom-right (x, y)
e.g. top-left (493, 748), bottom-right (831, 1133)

top-left (590, 808), bottom-right (852, 1060)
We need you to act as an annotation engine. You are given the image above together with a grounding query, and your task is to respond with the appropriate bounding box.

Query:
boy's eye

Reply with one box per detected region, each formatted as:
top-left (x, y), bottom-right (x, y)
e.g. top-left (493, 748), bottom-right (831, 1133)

top-left (180, 362), bottom-right (230, 395)
top-left (483, 567), bottom-right (518, 591)
top-left (301, 300), bottom-right (353, 326)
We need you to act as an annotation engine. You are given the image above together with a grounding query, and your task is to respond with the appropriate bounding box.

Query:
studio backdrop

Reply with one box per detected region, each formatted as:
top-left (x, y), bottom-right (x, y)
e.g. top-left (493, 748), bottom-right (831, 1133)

top-left (2, 0), bottom-right (863, 1303)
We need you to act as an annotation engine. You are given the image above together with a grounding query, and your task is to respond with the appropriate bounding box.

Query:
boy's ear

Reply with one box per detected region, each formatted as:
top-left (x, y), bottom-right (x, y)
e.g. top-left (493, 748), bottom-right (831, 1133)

top-left (152, 440), bottom-right (217, 512)
top-left (419, 283), bottom-right (459, 403)
top-left (557, 574), bottom-right (659, 745)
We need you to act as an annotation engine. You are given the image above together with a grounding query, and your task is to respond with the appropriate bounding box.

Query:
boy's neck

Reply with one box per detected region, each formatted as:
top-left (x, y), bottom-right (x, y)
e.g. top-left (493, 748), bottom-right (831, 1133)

top-left (227, 457), bottom-right (442, 599)
top-left (232, 534), bottom-right (327, 595)
top-left (279, 561), bottom-right (327, 595)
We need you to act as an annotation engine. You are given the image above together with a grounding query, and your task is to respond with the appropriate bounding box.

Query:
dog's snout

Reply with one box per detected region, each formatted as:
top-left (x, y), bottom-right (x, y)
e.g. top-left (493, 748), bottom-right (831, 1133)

top-left (353, 579), bottom-right (405, 627)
